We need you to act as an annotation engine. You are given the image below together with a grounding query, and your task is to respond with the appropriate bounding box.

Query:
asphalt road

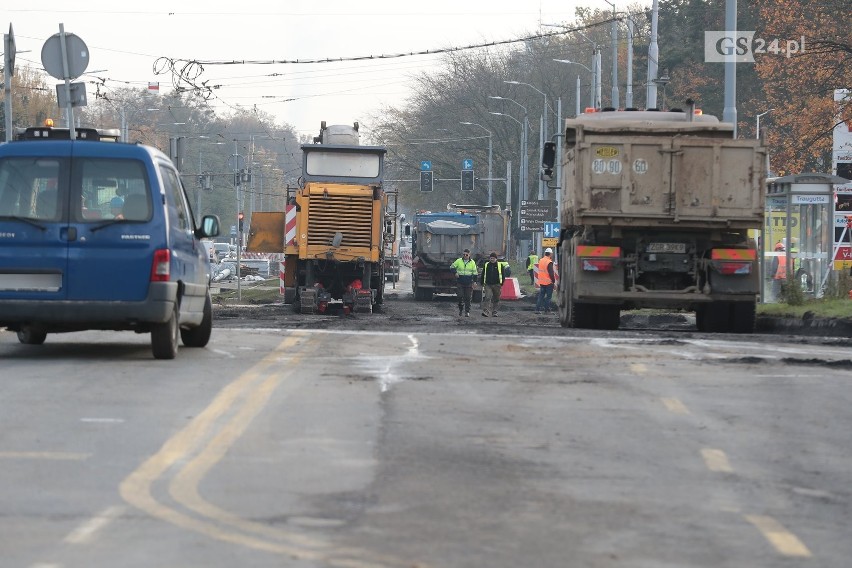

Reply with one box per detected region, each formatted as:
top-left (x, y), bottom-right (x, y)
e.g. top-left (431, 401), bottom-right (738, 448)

top-left (1, 274), bottom-right (850, 567)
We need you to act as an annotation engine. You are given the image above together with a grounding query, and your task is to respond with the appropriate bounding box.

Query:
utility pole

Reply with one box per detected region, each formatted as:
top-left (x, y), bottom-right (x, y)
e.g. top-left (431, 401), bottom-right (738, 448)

top-left (647, 0), bottom-right (660, 108)
top-left (723, 0), bottom-right (738, 136)
top-left (626, 17), bottom-right (634, 108)
top-left (605, 0), bottom-right (619, 108)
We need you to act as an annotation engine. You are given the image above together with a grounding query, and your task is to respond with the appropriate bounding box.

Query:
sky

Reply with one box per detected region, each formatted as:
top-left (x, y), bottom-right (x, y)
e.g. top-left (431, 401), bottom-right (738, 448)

top-left (6, 1), bottom-right (620, 138)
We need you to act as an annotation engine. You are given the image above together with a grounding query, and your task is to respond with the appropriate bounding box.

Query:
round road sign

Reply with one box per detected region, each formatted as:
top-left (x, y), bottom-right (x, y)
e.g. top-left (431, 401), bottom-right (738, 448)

top-left (41, 32), bottom-right (89, 80)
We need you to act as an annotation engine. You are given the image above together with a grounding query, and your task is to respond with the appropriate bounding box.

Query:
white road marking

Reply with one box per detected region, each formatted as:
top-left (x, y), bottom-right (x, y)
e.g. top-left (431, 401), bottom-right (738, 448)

top-left (80, 418), bottom-right (125, 423)
top-left (63, 506), bottom-right (123, 545)
top-left (0, 452), bottom-right (89, 461)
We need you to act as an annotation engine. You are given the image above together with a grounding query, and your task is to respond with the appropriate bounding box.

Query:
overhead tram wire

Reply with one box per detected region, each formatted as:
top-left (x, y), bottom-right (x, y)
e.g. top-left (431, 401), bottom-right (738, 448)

top-left (153, 19), bottom-right (619, 99)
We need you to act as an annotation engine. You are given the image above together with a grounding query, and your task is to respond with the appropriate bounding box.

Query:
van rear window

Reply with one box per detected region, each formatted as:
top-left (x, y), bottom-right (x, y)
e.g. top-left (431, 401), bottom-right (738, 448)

top-left (0, 158), bottom-right (63, 221)
top-left (77, 158), bottom-right (150, 222)
top-left (0, 157), bottom-right (151, 223)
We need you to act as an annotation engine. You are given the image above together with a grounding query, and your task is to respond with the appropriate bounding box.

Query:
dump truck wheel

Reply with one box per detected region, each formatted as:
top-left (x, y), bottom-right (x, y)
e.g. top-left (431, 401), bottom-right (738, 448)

top-left (729, 301), bottom-right (756, 333)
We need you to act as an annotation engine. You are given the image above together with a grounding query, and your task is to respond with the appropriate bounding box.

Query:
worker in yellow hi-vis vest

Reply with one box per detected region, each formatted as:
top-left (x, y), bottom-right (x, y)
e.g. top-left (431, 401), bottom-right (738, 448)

top-left (526, 248), bottom-right (539, 286)
top-left (450, 248), bottom-right (478, 317)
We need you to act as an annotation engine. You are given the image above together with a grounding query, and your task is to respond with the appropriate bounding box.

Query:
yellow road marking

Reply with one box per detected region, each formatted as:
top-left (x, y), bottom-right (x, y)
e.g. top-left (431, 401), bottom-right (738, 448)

top-left (0, 451), bottom-right (89, 460)
top-left (661, 397), bottom-right (690, 415)
top-left (629, 363), bottom-right (648, 375)
top-left (701, 448), bottom-right (733, 473)
top-left (745, 515), bottom-right (812, 557)
top-left (119, 331), bottom-right (420, 568)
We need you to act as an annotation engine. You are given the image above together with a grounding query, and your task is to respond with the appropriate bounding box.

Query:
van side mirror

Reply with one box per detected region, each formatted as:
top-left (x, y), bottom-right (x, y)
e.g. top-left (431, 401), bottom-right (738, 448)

top-left (542, 142), bottom-right (556, 182)
top-left (404, 223), bottom-right (411, 237)
top-left (198, 214), bottom-right (221, 238)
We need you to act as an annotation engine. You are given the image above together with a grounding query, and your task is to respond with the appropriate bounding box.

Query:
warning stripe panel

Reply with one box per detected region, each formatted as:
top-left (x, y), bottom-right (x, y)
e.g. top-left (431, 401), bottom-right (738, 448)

top-left (577, 245), bottom-right (621, 258)
top-left (285, 205), bottom-right (297, 247)
top-left (711, 249), bottom-right (756, 260)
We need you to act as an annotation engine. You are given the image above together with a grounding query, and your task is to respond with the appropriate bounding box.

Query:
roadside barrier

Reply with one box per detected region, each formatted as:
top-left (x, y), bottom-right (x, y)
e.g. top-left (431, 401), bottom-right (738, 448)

top-left (500, 277), bottom-right (522, 300)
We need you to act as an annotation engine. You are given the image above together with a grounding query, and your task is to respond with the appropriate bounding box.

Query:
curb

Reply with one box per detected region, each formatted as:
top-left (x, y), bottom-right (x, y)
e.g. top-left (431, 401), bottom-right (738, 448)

top-left (756, 315), bottom-right (852, 337)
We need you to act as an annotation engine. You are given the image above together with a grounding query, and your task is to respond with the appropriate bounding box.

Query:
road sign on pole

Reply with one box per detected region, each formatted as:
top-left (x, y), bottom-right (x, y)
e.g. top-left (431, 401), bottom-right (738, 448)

top-left (543, 222), bottom-right (561, 238)
top-left (519, 200), bottom-right (557, 231)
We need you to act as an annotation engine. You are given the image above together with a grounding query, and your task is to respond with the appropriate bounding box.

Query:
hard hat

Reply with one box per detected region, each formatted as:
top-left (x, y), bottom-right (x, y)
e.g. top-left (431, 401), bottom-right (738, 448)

top-left (110, 196), bottom-right (124, 208)
top-left (545, 247), bottom-right (553, 254)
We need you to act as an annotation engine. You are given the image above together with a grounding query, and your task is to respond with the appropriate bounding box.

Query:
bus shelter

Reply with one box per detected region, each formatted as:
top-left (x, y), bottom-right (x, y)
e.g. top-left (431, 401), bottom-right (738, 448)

top-left (762, 173), bottom-right (848, 302)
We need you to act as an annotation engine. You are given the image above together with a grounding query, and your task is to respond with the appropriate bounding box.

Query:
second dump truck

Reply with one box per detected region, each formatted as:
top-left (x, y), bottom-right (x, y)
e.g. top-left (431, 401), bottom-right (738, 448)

top-left (248, 122), bottom-right (393, 314)
top-left (542, 107), bottom-right (766, 333)
top-left (409, 205), bottom-right (508, 301)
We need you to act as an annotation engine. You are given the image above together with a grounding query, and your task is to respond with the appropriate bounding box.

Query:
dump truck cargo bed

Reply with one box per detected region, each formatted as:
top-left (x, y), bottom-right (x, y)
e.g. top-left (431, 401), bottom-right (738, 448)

top-left (562, 118), bottom-right (765, 231)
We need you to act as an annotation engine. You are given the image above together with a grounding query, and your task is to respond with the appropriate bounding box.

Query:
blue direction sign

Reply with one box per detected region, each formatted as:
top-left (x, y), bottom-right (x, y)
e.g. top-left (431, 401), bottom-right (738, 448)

top-left (421, 161), bottom-right (432, 171)
top-left (462, 158), bottom-right (473, 171)
top-left (543, 222), bottom-right (561, 238)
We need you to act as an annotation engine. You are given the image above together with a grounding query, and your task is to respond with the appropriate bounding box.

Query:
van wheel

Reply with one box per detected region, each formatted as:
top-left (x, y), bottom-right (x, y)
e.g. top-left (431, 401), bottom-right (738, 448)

top-left (17, 327), bottom-right (47, 345)
top-left (181, 295), bottom-right (212, 348)
top-left (151, 304), bottom-right (179, 359)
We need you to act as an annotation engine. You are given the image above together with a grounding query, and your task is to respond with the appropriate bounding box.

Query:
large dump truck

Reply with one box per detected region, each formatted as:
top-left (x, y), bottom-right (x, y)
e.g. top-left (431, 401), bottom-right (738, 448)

top-left (247, 122), bottom-right (393, 314)
top-left (542, 108), bottom-right (766, 332)
top-left (410, 205), bottom-right (508, 301)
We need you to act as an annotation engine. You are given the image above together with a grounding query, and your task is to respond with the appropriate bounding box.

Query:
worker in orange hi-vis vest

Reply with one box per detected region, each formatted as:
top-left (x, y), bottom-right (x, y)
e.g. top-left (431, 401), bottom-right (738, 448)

top-left (769, 238), bottom-right (799, 301)
top-left (534, 248), bottom-right (555, 314)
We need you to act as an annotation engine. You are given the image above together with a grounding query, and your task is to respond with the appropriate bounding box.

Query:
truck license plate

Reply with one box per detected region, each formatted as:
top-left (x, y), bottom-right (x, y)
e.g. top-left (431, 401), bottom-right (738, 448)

top-left (647, 242), bottom-right (686, 253)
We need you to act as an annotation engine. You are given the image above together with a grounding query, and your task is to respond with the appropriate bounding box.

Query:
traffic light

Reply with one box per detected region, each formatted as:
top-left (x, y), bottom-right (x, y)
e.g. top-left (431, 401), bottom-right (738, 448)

top-left (238, 212), bottom-right (244, 232)
top-left (420, 170), bottom-right (433, 192)
top-left (461, 169), bottom-right (475, 191)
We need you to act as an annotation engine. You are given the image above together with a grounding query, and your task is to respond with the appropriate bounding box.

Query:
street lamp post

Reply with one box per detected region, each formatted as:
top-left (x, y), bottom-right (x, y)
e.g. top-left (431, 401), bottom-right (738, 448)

top-left (459, 121), bottom-right (493, 205)
top-left (195, 138), bottom-right (225, 214)
top-left (490, 110), bottom-right (530, 256)
top-left (576, 31), bottom-right (601, 109)
top-left (489, 96), bottom-right (529, 202)
top-left (120, 107), bottom-right (159, 142)
top-left (756, 109), bottom-right (774, 140)
top-left (604, 0), bottom-right (619, 108)
top-left (553, 59), bottom-right (593, 113)
top-left (505, 80), bottom-right (554, 200)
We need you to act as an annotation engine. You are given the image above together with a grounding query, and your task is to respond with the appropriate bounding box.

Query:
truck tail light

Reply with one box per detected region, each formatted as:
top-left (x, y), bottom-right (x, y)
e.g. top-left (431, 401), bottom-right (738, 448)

top-left (151, 249), bottom-right (171, 282)
top-left (710, 249), bottom-right (755, 275)
top-left (582, 259), bottom-right (615, 272)
top-left (713, 261), bottom-right (752, 275)
top-left (577, 245), bottom-right (620, 271)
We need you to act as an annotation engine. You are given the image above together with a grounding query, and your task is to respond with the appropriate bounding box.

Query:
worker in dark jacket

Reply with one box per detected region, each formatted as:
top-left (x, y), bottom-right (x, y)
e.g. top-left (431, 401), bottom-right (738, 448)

top-left (481, 252), bottom-right (505, 317)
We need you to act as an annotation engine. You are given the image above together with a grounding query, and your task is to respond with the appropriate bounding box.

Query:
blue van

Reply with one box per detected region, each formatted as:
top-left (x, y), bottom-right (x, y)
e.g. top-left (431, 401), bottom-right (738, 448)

top-left (0, 125), bottom-right (221, 359)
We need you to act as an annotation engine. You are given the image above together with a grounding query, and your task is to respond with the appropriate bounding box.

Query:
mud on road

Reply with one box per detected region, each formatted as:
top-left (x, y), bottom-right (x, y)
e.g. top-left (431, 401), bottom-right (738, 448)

top-left (212, 282), bottom-right (852, 349)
